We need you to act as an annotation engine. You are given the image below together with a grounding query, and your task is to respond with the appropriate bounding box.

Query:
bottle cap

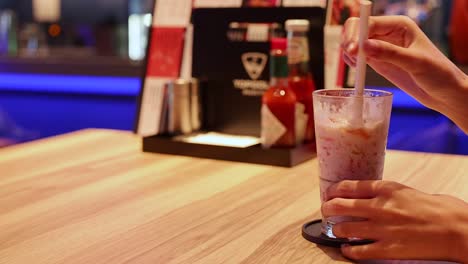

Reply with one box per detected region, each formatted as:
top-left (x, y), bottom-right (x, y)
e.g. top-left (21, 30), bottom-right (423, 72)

top-left (285, 19), bottom-right (310, 32)
top-left (271, 38), bottom-right (287, 51)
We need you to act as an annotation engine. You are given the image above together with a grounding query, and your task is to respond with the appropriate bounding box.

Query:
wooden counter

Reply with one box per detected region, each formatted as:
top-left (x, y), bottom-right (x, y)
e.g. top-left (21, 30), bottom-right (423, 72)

top-left (0, 129), bottom-right (466, 264)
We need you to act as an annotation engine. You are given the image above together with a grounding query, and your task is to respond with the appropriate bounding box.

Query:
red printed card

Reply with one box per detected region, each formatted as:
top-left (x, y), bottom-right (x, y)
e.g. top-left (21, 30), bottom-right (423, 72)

top-left (146, 27), bottom-right (186, 78)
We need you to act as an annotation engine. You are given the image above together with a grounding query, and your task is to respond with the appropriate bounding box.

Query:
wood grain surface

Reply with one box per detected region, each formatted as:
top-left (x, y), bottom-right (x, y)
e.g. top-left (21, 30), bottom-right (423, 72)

top-left (0, 129), bottom-right (466, 264)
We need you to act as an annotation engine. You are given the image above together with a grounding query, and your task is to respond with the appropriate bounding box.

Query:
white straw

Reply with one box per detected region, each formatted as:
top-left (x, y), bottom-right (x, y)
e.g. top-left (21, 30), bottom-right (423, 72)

top-left (355, 0), bottom-right (371, 96)
top-left (352, 0), bottom-right (372, 126)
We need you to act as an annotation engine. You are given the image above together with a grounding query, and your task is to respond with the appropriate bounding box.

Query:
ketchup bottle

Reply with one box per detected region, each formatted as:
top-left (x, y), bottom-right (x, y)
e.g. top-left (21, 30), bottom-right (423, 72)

top-left (286, 19), bottom-right (317, 143)
top-left (261, 38), bottom-right (297, 148)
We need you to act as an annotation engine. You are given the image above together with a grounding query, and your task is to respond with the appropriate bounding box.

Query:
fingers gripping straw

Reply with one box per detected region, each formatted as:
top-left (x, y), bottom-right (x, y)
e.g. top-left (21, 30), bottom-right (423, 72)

top-left (352, 0), bottom-right (372, 127)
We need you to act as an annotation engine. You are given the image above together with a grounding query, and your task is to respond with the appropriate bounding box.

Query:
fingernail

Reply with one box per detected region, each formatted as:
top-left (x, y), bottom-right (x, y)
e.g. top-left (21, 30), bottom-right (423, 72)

top-left (346, 42), bottom-right (356, 53)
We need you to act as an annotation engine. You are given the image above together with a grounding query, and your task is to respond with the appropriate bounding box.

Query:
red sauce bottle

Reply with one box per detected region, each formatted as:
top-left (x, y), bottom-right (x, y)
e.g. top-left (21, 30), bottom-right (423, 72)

top-left (286, 19), bottom-right (317, 143)
top-left (261, 38), bottom-right (297, 148)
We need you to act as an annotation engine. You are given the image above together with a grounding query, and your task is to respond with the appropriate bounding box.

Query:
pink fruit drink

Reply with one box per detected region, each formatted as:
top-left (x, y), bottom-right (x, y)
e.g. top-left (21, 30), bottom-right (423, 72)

top-left (313, 89), bottom-right (393, 239)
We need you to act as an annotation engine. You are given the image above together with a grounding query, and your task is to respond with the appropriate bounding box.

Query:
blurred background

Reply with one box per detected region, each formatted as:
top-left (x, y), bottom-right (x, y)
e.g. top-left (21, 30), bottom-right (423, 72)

top-left (0, 0), bottom-right (154, 59)
top-left (0, 0), bottom-right (466, 154)
top-left (0, 0), bottom-right (154, 147)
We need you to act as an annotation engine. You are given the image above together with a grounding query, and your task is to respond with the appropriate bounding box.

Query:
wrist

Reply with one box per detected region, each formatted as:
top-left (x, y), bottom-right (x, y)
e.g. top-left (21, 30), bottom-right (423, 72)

top-left (458, 220), bottom-right (468, 263)
top-left (451, 201), bottom-right (468, 263)
top-left (455, 74), bottom-right (468, 133)
top-left (441, 73), bottom-right (468, 134)
top-left (456, 225), bottom-right (468, 263)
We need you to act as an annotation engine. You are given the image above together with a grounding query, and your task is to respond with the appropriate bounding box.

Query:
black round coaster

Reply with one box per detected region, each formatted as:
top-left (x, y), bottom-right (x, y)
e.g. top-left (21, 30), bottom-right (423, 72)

top-left (302, 219), bottom-right (374, 248)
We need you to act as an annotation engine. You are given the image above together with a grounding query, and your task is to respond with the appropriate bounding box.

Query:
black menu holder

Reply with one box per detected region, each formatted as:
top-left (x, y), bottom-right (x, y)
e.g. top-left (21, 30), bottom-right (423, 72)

top-left (141, 7), bottom-right (325, 167)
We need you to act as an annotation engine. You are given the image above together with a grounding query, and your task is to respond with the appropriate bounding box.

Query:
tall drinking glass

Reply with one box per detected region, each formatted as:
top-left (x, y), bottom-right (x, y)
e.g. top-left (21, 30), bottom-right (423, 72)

top-left (313, 89), bottom-right (393, 239)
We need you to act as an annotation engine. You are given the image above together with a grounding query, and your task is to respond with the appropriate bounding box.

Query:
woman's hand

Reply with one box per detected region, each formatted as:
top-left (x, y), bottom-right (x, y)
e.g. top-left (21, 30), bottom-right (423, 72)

top-left (342, 16), bottom-right (468, 133)
top-left (322, 180), bottom-right (468, 262)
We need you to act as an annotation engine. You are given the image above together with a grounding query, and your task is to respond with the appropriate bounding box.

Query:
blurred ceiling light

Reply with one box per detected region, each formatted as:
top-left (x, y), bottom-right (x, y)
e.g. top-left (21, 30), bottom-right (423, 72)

top-left (129, 14), bottom-right (152, 61)
top-left (32, 0), bottom-right (61, 22)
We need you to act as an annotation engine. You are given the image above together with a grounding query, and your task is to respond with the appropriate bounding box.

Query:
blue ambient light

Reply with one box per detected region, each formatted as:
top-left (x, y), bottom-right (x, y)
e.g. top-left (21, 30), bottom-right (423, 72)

top-left (0, 73), bottom-right (141, 96)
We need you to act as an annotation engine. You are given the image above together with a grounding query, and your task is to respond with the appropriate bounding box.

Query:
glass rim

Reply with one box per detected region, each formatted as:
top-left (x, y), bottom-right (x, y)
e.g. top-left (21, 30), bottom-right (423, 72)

top-left (313, 89), bottom-right (393, 99)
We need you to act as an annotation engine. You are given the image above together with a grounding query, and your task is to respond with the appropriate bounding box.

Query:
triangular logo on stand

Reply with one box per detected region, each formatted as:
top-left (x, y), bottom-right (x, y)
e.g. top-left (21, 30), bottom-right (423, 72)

top-left (242, 52), bottom-right (268, 80)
